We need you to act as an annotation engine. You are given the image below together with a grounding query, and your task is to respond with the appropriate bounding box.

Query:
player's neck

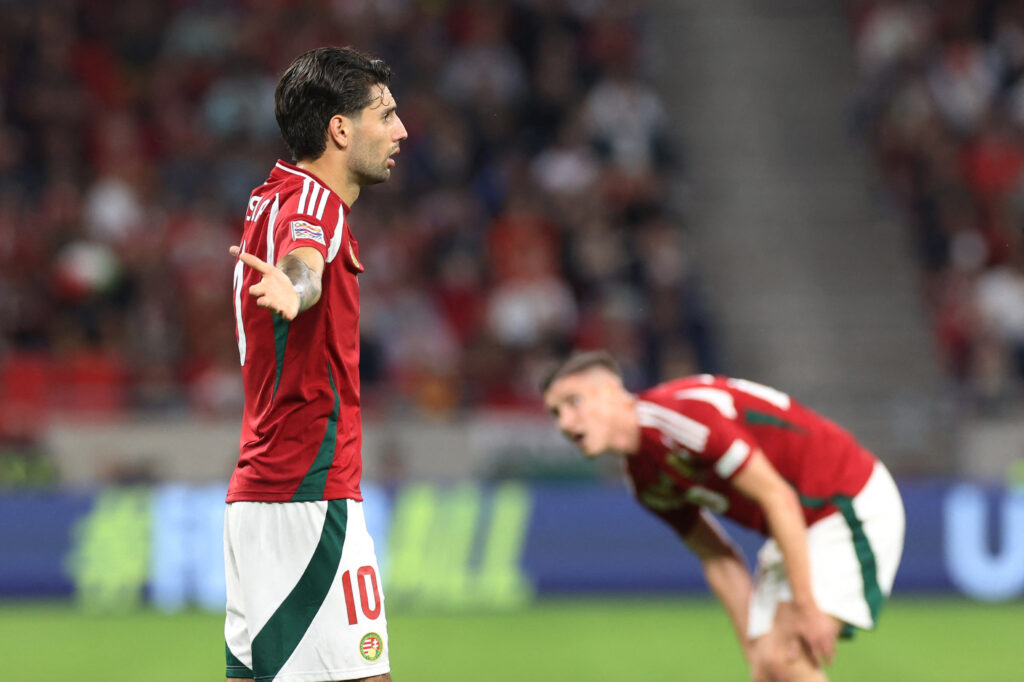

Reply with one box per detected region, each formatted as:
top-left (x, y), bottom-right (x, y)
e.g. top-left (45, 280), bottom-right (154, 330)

top-left (296, 158), bottom-right (360, 207)
top-left (614, 394), bottom-right (642, 457)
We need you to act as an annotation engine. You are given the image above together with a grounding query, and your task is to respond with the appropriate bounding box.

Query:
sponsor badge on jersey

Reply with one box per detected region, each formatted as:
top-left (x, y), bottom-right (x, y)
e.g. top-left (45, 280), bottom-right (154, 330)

top-left (359, 632), bottom-right (383, 662)
top-left (290, 219), bottom-right (326, 245)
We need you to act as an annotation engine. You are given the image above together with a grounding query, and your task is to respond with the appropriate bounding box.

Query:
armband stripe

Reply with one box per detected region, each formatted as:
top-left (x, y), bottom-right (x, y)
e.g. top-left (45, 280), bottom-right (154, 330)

top-left (715, 439), bottom-right (751, 478)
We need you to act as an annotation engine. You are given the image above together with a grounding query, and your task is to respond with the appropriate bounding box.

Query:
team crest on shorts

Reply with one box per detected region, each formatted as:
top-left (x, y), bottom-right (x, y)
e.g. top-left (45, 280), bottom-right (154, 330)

top-left (359, 632), bottom-right (383, 662)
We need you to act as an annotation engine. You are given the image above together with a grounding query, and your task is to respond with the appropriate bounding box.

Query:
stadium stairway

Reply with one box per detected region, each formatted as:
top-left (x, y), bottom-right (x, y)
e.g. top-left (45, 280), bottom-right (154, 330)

top-left (650, 0), bottom-right (955, 473)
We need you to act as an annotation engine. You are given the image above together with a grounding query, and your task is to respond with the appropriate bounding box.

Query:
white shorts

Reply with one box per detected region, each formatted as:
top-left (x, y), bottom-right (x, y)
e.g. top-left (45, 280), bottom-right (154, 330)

top-left (748, 461), bottom-right (905, 638)
top-left (224, 499), bottom-right (390, 681)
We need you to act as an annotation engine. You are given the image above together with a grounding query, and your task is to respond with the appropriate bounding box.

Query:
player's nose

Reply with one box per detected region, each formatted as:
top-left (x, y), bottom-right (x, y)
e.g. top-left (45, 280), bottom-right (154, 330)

top-left (393, 116), bottom-right (408, 142)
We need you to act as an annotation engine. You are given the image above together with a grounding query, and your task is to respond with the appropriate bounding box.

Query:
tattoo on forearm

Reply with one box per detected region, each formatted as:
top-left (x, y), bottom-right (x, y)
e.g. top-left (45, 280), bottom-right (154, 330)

top-left (279, 255), bottom-right (322, 313)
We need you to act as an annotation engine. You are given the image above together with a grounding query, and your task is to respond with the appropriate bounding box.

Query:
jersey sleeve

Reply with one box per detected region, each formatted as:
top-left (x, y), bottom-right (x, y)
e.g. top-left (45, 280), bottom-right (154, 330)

top-left (273, 212), bottom-right (334, 260)
top-left (272, 185), bottom-right (345, 263)
top-left (659, 394), bottom-right (758, 482)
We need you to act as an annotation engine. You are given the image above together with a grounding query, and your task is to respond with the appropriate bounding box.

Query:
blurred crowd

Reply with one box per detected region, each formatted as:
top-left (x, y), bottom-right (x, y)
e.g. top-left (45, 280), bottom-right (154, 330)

top-left (0, 0), bottom-right (718, 440)
top-left (848, 0), bottom-right (1024, 413)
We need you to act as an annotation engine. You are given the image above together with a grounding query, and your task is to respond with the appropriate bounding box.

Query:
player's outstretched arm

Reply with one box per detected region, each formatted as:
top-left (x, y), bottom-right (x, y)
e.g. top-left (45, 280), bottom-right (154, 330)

top-left (731, 452), bottom-right (838, 668)
top-left (230, 245), bottom-right (325, 321)
top-left (683, 509), bottom-right (754, 665)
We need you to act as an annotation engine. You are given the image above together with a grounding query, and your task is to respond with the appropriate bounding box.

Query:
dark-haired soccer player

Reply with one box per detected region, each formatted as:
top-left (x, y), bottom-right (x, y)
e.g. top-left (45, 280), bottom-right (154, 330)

top-left (225, 46), bottom-right (407, 682)
top-left (542, 350), bottom-right (905, 682)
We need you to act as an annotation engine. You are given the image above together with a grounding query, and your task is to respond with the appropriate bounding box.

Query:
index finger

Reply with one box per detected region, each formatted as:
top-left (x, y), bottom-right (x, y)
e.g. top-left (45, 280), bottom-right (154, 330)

top-left (236, 250), bottom-right (274, 275)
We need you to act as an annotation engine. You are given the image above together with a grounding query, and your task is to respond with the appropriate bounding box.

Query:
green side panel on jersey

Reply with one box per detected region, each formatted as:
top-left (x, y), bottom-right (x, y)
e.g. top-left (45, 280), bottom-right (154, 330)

top-left (250, 499), bottom-right (348, 680)
top-left (798, 492), bottom-right (884, 628)
top-left (225, 643), bottom-right (253, 679)
top-left (290, 360), bottom-right (340, 501)
top-left (743, 409), bottom-right (804, 432)
top-left (272, 314), bottom-right (290, 400)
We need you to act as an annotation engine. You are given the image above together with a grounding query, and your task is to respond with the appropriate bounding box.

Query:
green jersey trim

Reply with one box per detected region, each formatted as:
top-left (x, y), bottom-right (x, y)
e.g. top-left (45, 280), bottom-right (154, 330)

top-left (290, 359), bottom-right (340, 501)
top-left (250, 499), bottom-right (348, 679)
top-left (744, 409), bottom-right (805, 432)
top-left (271, 314), bottom-right (290, 400)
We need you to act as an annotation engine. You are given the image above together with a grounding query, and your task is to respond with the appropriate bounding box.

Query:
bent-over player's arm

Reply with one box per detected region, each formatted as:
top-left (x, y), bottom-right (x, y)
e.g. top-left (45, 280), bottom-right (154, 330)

top-left (730, 450), bottom-right (837, 665)
top-left (230, 245), bottom-right (325, 320)
top-left (682, 509), bottom-right (754, 664)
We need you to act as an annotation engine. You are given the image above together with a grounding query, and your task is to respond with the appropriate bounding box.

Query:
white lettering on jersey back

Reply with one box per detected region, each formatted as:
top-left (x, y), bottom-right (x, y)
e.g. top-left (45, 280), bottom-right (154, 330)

top-left (233, 240), bottom-right (248, 366)
top-left (715, 439), bottom-right (751, 479)
top-left (637, 400), bottom-right (710, 453)
top-left (266, 194), bottom-right (280, 266)
top-left (675, 387), bottom-right (738, 419)
top-left (246, 195), bottom-right (261, 221)
top-left (253, 197), bottom-right (271, 223)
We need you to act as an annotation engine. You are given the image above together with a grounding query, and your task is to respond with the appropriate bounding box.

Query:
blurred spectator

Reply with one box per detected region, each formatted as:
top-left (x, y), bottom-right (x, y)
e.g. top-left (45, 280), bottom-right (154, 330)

top-left (0, 0), bottom-right (715, 433)
top-left (849, 0), bottom-right (1024, 412)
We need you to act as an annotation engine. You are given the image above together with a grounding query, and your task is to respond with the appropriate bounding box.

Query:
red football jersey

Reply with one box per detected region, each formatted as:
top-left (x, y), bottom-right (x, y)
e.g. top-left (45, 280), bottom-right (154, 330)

top-left (626, 375), bottom-right (876, 536)
top-left (227, 161), bottom-right (366, 503)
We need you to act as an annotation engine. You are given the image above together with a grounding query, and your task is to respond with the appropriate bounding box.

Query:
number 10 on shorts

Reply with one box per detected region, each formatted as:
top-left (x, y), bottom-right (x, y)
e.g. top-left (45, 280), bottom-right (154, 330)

top-left (341, 566), bottom-right (382, 625)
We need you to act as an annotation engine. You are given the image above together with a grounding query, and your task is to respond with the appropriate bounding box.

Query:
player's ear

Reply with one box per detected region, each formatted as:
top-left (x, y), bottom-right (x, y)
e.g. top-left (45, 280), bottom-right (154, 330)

top-left (327, 114), bottom-right (349, 150)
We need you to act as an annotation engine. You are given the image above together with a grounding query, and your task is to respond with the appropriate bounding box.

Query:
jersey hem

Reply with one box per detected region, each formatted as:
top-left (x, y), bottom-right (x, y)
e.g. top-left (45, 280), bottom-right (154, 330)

top-left (253, 664), bottom-right (390, 682)
top-left (226, 491), bottom-right (363, 503)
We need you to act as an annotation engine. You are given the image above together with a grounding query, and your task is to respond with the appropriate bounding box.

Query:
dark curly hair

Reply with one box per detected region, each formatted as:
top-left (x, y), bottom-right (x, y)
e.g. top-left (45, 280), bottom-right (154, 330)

top-left (274, 46), bottom-right (393, 162)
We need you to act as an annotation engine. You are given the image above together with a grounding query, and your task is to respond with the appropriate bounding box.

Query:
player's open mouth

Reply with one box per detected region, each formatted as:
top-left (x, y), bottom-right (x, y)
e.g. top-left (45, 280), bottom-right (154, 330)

top-left (571, 432), bottom-right (584, 445)
top-left (387, 147), bottom-right (400, 167)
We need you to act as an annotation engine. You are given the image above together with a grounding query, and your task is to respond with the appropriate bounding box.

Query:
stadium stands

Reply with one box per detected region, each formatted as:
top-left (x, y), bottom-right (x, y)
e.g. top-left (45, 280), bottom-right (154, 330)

top-left (848, 0), bottom-right (1024, 414)
top-left (0, 0), bottom-right (716, 441)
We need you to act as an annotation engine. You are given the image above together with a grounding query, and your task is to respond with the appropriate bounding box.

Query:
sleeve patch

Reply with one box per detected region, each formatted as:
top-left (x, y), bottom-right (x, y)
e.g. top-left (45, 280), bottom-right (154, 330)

top-left (714, 439), bottom-right (751, 479)
top-left (290, 220), bottom-right (326, 245)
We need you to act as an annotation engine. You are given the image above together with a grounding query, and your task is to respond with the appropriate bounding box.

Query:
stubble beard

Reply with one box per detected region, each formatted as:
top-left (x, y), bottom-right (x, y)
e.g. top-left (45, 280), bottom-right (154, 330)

top-left (350, 146), bottom-right (391, 187)
top-left (353, 165), bottom-right (390, 187)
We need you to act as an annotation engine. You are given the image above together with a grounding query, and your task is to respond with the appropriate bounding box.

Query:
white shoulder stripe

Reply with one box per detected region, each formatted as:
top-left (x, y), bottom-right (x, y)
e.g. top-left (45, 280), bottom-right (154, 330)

top-left (297, 177), bottom-right (311, 214)
top-left (674, 387), bottom-right (737, 419)
top-left (273, 163), bottom-right (335, 221)
top-left (315, 187), bottom-right (329, 220)
top-left (636, 401), bottom-right (709, 452)
top-left (715, 439), bottom-right (751, 478)
top-left (326, 202), bottom-right (345, 264)
top-left (306, 182), bottom-right (321, 216)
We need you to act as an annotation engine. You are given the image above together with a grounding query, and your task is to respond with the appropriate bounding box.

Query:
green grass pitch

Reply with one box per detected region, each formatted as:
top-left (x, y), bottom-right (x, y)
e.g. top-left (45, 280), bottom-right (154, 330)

top-left (0, 597), bottom-right (1019, 681)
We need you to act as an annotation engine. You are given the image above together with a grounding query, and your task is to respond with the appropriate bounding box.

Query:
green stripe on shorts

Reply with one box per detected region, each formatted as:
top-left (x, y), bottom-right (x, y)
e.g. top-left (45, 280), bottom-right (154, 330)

top-left (226, 642), bottom-right (254, 679)
top-left (251, 499), bottom-right (348, 680)
top-left (832, 495), bottom-right (883, 623)
top-left (798, 492), bottom-right (884, 627)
